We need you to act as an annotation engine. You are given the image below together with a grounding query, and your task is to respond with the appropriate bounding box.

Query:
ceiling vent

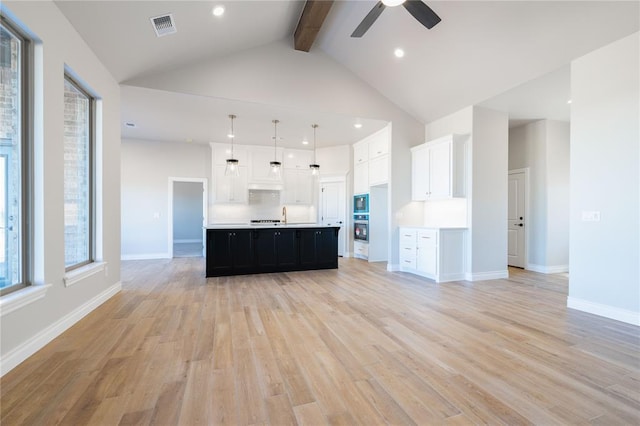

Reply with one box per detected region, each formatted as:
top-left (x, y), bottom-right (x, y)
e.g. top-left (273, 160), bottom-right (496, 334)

top-left (150, 14), bottom-right (176, 37)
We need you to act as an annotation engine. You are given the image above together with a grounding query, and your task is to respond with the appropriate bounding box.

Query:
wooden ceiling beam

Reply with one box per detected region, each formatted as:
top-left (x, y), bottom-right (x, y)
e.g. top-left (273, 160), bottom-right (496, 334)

top-left (294, 0), bottom-right (335, 52)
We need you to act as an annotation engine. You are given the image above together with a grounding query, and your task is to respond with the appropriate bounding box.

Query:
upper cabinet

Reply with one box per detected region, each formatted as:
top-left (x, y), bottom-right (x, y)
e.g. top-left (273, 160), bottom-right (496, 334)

top-left (283, 149), bottom-right (314, 170)
top-left (249, 146), bottom-right (284, 184)
top-left (352, 126), bottom-right (390, 191)
top-left (411, 134), bottom-right (468, 201)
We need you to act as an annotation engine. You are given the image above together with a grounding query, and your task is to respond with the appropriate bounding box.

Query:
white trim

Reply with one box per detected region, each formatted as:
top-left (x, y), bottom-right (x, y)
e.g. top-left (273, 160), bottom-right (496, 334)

top-left (173, 239), bottom-right (202, 244)
top-left (437, 272), bottom-right (467, 283)
top-left (387, 263), bottom-right (400, 272)
top-left (168, 177), bottom-right (208, 259)
top-left (508, 168), bottom-right (530, 269)
top-left (121, 253), bottom-right (170, 261)
top-left (464, 270), bottom-right (509, 281)
top-left (567, 297), bottom-right (640, 326)
top-left (527, 263), bottom-right (569, 274)
top-left (1, 281), bottom-right (122, 376)
top-left (64, 261), bottom-right (106, 287)
top-left (0, 284), bottom-right (52, 317)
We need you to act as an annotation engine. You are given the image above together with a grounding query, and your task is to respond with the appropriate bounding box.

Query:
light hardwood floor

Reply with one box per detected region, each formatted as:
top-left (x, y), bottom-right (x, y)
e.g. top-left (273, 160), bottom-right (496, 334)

top-left (2, 258), bottom-right (639, 425)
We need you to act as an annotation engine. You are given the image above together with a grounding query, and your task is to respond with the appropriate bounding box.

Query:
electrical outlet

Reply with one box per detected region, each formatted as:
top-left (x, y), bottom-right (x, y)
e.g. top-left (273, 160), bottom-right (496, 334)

top-left (581, 211), bottom-right (601, 222)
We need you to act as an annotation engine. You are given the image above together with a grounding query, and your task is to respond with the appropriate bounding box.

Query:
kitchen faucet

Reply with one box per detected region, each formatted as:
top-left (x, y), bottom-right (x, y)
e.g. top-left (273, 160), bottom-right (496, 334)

top-left (282, 206), bottom-right (287, 224)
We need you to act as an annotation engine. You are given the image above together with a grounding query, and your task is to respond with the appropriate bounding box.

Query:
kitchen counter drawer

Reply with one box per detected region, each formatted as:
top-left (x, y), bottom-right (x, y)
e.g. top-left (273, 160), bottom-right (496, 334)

top-left (417, 230), bottom-right (437, 248)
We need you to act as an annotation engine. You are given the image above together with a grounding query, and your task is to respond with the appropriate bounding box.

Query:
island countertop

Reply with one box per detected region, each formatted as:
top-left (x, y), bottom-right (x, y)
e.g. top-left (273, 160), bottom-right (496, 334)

top-left (205, 223), bottom-right (338, 229)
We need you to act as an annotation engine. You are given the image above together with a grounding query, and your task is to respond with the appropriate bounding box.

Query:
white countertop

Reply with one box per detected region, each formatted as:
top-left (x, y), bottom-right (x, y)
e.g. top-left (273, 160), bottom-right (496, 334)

top-left (206, 223), bottom-right (337, 229)
top-left (400, 226), bottom-right (468, 230)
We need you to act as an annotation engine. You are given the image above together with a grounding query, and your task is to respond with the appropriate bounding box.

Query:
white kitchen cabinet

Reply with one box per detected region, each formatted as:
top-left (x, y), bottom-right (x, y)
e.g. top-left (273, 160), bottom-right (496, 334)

top-left (353, 141), bottom-right (368, 165)
top-left (354, 241), bottom-right (369, 259)
top-left (398, 227), bottom-right (466, 283)
top-left (283, 149), bottom-right (313, 170)
top-left (410, 134), bottom-right (467, 201)
top-left (249, 146), bottom-right (284, 184)
top-left (213, 165), bottom-right (248, 204)
top-left (411, 145), bottom-right (428, 201)
top-left (282, 169), bottom-right (313, 205)
top-left (354, 162), bottom-right (369, 195)
top-left (211, 143), bottom-right (248, 166)
top-left (368, 135), bottom-right (389, 159)
top-left (368, 155), bottom-right (388, 187)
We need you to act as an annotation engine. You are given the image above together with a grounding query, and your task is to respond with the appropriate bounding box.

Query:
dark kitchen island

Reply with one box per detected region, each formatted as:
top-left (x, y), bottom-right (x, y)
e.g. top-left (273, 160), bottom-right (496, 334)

top-left (205, 224), bottom-right (340, 277)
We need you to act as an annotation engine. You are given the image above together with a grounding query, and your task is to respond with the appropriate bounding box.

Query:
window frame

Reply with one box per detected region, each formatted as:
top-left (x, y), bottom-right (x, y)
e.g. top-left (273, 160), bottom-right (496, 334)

top-left (0, 15), bottom-right (32, 297)
top-left (63, 73), bottom-right (95, 272)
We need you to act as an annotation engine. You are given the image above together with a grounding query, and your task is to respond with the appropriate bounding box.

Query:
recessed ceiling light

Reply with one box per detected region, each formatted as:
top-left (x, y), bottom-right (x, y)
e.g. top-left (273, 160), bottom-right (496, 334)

top-left (567, 99), bottom-right (572, 104)
top-left (227, 133), bottom-right (234, 138)
top-left (212, 5), bottom-right (225, 17)
top-left (125, 122), bottom-right (136, 128)
top-left (288, 153), bottom-right (294, 159)
top-left (394, 48), bottom-right (405, 58)
top-left (354, 123), bottom-right (363, 129)
top-left (302, 140), bottom-right (309, 145)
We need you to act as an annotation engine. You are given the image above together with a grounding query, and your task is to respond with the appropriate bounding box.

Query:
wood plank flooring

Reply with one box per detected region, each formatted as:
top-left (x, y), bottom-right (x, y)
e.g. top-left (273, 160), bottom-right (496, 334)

top-left (2, 258), bottom-right (639, 425)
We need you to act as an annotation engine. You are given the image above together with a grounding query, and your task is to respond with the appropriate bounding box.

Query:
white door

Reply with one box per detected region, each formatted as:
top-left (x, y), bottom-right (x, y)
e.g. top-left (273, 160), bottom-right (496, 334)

top-left (508, 171), bottom-right (526, 267)
top-left (320, 181), bottom-right (346, 256)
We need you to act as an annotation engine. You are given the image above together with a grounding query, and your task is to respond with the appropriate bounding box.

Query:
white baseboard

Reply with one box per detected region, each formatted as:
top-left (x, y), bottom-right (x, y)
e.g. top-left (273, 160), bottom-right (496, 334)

top-left (1, 281), bottom-right (122, 377)
top-left (567, 297), bottom-right (640, 326)
top-left (527, 263), bottom-right (569, 274)
top-left (387, 263), bottom-right (400, 272)
top-left (121, 253), bottom-right (170, 261)
top-left (438, 272), bottom-right (467, 283)
top-left (465, 270), bottom-right (509, 281)
top-left (173, 239), bottom-right (201, 244)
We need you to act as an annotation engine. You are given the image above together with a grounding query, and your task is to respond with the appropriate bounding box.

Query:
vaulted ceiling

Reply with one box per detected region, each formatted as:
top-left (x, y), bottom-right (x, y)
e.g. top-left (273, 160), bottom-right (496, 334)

top-left (53, 0), bottom-right (639, 145)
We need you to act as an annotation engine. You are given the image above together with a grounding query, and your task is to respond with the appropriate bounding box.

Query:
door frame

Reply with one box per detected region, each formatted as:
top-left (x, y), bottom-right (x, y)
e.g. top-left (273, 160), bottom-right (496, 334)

top-left (508, 168), bottom-right (530, 269)
top-left (318, 174), bottom-right (348, 257)
top-left (168, 177), bottom-right (208, 258)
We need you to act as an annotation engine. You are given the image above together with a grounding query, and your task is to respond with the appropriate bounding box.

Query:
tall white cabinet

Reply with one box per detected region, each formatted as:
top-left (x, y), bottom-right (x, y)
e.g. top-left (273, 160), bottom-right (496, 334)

top-left (411, 134), bottom-right (468, 201)
top-left (353, 127), bottom-right (390, 194)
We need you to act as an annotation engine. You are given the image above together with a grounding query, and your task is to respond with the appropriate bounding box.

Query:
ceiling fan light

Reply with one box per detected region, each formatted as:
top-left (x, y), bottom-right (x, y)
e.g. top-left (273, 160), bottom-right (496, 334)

top-left (382, 0), bottom-right (405, 7)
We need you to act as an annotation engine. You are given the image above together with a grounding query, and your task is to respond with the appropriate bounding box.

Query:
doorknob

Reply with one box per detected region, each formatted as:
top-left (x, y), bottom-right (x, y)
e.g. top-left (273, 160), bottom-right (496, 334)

top-left (517, 223), bottom-right (523, 227)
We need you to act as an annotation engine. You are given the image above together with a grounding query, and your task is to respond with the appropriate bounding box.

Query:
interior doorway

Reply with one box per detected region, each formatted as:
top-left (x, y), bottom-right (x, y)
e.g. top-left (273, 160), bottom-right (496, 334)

top-left (507, 169), bottom-right (528, 268)
top-left (168, 177), bottom-right (208, 258)
top-left (319, 178), bottom-right (347, 257)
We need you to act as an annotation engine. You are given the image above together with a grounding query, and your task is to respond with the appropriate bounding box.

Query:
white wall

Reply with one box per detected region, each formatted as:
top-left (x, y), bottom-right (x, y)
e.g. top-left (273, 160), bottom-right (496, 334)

top-left (316, 145), bottom-right (350, 176)
top-left (1, 1), bottom-right (121, 374)
top-left (173, 181), bottom-right (203, 242)
top-left (545, 120), bottom-right (570, 269)
top-left (121, 139), bottom-right (209, 259)
top-left (471, 107), bottom-right (509, 278)
top-left (568, 32), bottom-right (639, 325)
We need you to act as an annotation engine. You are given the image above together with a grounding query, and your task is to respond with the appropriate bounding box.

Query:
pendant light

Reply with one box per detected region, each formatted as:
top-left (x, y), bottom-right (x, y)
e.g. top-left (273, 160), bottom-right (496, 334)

top-left (269, 119), bottom-right (281, 178)
top-left (309, 124), bottom-right (320, 176)
top-left (224, 114), bottom-right (239, 177)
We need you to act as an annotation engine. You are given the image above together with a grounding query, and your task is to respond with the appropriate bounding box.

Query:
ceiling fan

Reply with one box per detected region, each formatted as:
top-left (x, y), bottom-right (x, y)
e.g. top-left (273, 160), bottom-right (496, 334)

top-left (351, 0), bottom-right (441, 38)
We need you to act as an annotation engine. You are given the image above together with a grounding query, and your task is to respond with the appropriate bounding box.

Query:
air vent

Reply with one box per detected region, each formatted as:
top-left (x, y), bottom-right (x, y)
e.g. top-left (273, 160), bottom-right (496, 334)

top-left (150, 14), bottom-right (176, 37)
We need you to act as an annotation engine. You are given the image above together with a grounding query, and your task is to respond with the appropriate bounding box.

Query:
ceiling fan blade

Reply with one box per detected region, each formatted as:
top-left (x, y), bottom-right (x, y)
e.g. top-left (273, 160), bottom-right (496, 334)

top-left (351, 1), bottom-right (386, 38)
top-left (402, 0), bottom-right (441, 29)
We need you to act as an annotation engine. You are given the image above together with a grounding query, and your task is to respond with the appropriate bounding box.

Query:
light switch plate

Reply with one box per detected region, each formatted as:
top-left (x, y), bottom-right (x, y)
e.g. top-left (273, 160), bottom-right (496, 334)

top-left (581, 211), bottom-right (601, 222)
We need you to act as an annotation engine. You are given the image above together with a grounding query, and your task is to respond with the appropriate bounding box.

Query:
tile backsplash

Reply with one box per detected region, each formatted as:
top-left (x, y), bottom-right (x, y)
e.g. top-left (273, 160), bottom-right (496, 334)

top-left (210, 190), bottom-right (316, 224)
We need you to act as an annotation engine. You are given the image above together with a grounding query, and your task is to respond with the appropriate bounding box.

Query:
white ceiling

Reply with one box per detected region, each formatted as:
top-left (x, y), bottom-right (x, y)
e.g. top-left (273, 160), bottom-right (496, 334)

top-left (120, 85), bottom-right (388, 147)
top-left (54, 0), bottom-right (639, 143)
top-left (317, 1), bottom-right (639, 123)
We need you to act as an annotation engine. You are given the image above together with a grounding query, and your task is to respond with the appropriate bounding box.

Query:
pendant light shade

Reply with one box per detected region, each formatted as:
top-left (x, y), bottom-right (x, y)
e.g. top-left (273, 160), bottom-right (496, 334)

top-left (225, 114), bottom-right (240, 177)
top-left (269, 119), bottom-right (281, 178)
top-left (309, 124), bottom-right (320, 176)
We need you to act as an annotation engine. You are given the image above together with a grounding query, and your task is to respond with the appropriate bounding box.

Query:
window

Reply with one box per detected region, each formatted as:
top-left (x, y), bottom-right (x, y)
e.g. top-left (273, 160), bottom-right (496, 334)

top-left (0, 17), bottom-right (29, 296)
top-left (63, 75), bottom-right (94, 270)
